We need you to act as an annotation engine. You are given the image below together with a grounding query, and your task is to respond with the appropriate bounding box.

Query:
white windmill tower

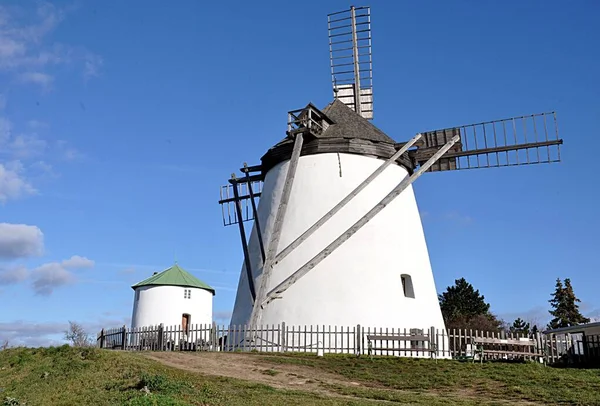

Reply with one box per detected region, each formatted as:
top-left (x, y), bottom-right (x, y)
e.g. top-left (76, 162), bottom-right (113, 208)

top-left (218, 6), bottom-right (563, 353)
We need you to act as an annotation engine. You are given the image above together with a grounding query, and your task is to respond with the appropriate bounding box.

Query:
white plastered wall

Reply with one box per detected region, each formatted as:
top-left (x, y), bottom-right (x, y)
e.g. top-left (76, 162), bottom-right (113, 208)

top-left (229, 152), bottom-right (448, 356)
top-left (131, 285), bottom-right (213, 331)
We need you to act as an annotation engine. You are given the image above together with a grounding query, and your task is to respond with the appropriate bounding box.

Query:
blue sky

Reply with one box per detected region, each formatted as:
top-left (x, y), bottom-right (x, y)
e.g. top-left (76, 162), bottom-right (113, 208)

top-left (1, 0), bottom-right (598, 346)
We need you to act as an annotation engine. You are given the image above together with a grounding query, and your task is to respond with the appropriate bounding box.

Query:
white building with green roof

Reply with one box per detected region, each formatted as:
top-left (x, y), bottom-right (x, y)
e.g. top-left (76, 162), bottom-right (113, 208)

top-left (130, 263), bottom-right (215, 334)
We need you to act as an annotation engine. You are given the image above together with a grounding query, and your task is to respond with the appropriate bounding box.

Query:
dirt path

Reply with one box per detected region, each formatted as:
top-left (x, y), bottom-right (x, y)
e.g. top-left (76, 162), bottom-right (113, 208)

top-left (144, 352), bottom-right (542, 405)
top-left (144, 351), bottom-right (361, 397)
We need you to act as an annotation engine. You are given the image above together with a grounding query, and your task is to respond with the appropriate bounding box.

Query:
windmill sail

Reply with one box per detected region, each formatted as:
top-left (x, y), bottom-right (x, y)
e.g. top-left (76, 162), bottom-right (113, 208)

top-left (410, 112), bottom-right (563, 172)
top-left (328, 6), bottom-right (373, 119)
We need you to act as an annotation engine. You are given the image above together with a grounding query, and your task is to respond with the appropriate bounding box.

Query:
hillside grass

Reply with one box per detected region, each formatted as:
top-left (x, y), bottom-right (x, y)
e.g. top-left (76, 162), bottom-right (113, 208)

top-left (0, 346), bottom-right (598, 405)
top-left (0, 346), bottom-right (364, 406)
top-left (260, 353), bottom-right (600, 405)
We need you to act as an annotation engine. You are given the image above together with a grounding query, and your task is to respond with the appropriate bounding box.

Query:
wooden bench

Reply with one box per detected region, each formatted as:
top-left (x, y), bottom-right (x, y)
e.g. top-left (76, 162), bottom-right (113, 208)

top-left (472, 337), bottom-right (540, 363)
top-left (366, 333), bottom-right (437, 359)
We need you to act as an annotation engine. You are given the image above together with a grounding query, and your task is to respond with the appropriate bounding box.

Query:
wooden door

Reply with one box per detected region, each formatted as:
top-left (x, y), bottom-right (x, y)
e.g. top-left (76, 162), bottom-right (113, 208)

top-left (182, 314), bottom-right (190, 334)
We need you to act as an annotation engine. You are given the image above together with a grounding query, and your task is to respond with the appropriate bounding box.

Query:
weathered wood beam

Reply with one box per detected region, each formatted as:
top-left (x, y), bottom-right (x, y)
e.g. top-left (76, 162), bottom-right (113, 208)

top-left (273, 132), bottom-right (423, 265)
top-left (249, 133), bottom-right (305, 327)
top-left (262, 134), bottom-right (460, 307)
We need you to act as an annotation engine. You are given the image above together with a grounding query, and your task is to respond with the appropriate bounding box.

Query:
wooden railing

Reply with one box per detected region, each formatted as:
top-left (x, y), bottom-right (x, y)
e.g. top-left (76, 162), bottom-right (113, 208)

top-left (98, 323), bottom-right (597, 364)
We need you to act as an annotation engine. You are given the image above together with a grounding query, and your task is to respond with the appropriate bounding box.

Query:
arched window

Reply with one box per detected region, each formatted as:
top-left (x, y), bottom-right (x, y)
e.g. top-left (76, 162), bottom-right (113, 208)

top-left (401, 274), bottom-right (415, 298)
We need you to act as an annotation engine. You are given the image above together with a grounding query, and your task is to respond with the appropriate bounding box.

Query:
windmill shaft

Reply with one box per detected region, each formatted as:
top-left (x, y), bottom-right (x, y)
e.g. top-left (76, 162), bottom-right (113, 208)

top-left (274, 132), bottom-right (423, 265)
top-left (249, 134), bottom-right (304, 327)
top-left (262, 134), bottom-right (461, 307)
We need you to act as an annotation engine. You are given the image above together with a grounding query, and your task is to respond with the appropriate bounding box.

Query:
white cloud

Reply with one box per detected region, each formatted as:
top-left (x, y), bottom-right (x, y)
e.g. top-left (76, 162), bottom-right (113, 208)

top-left (18, 71), bottom-right (54, 89)
top-left (0, 2), bottom-right (102, 83)
top-left (32, 262), bottom-right (75, 296)
top-left (6, 133), bottom-right (48, 158)
top-left (0, 116), bottom-right (11, 144)
top-left (31, 255), bottom-right (95, 296)
top-left (0, 223), bottom-right (43, 259)
top-left (0, 161), bottom-right (37, 203)
top-left (0, 320), bottom-right (66, 347)
top-left (26, 120), bottom-right (49, 130)
top-left (0, 265), bottom-right (29, 285)
top-left (0, 116), bottom-right (82, 200)
top-left (0, 314), bottom-right (131, 347)
top-left (62, 255), bottom-right (95, 269)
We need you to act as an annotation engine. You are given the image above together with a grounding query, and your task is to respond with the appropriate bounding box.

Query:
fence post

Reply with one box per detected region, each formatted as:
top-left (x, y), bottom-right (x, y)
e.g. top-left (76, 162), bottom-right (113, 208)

top-left (121, 325), bottom-right (127, 350)
top-left (355, 324), bottom-right (361, 356)
top-left (429, 326), bottom-right (436, 360)
top-left (211, 322), bottom-right (217, 352)
top-left (157, 324), bottom-right (164, 351)
top-left (280, 322), bottom-right (286, 352)
top-left (99, 328), bottom-right (105, 348)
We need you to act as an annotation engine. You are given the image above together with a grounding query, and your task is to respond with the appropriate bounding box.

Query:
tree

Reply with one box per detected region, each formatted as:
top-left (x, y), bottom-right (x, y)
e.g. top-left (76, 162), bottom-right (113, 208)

top-left (547, 278), bottom-right (590, 329)
top-left (439, 278), bottom-right (502, 331)
top-left (510, 318), bottom-right (531, 336)
top-left (64, 321), bottom-right (92, 347)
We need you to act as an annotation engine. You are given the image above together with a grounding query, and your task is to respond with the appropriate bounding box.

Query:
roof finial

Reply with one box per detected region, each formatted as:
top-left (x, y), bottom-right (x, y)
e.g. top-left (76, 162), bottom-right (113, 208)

top-left (174, 250), bottom-right (177, 265)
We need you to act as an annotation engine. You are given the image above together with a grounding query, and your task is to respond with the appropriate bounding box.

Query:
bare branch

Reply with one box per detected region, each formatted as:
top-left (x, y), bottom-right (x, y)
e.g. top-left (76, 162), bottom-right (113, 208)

top-left (64, 321), bottom-right (92, 347)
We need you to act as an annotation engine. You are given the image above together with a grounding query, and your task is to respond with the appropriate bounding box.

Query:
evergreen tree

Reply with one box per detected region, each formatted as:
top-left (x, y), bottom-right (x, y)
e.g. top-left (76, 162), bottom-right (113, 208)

top-left (510, 318), bottom-right (531, 336)
top-left (439, 278), bottom-right (502, 331)
top-left (548, 278), bottom-right (590, 329)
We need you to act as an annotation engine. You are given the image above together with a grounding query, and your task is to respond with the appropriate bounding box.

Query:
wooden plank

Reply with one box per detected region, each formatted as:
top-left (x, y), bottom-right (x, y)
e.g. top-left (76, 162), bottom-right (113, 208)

top-left (481, 349), bottom-right (539, 356)
top-left (367, 334), bottom-right (429, 341)
top-left (375, 347), bottom-right (433, 352)
top-left (249, 133), bottom-right (304, 328)
top-left (475, 337), bottom-right (535, 346)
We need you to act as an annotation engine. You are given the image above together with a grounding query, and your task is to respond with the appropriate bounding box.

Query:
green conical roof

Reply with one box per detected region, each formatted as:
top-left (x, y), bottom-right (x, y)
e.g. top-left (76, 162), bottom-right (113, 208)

top-left (131, 263), bottom-right (215, 295)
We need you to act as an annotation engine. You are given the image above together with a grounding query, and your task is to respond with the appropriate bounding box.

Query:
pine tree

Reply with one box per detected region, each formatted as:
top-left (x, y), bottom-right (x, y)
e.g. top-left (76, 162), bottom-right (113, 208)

top-left (510, 318), bottom-right (531, 336)
top-left (438, 278), bottom-right (501, 331)
top-left (548, 278), bottom-right (590, 329)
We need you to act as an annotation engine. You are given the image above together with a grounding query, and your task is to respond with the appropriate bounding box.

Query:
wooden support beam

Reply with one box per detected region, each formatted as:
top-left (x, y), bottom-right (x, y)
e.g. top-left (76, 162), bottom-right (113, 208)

top-left (231, 177), bottom-right (256, 302)
top-left (245, 165), bottom-right (266, 263)
top-left (274, 132), bottom-right (423, 265)
top-left (262, 134), bottom-right (461, 307)
top-left (249, 133), bottom-right (304, 327)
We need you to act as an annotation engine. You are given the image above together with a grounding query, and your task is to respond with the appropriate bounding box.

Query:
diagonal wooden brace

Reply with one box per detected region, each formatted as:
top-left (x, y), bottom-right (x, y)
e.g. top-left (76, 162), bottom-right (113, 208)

top-left (262, 134), bottom-right (461, 307)
top-left (248, 133), bottom-right (304, 327)
top-left (274, 132), bottom-right (423, 266)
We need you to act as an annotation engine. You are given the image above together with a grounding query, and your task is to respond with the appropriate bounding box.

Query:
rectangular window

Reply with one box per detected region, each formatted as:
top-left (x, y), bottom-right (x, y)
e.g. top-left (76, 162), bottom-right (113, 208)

top-left (184, 289), bottom-right (191, 299)
top-left (401, 274), bottom-right (415, 298)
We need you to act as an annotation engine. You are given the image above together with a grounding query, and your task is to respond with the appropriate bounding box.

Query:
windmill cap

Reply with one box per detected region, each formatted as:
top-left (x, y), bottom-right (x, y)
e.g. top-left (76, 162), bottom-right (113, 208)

top-left (260, 99), bottom-right (412, 175)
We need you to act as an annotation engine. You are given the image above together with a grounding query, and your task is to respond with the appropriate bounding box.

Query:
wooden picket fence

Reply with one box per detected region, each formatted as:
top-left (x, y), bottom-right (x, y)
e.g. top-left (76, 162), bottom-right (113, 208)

top-left (96, 323), bottom-right (600, 366)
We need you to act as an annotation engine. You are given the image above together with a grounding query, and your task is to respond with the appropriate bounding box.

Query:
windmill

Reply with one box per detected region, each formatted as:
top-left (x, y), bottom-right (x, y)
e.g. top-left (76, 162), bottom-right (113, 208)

top-left (218, 6), bottom-right (563, 348)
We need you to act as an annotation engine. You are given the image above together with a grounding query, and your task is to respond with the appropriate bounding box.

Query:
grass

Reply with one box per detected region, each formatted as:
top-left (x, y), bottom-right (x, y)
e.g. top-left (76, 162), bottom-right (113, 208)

top-left (0, 346), bottom-right (369, 405)
top-left (1, 346), bottom-right (599, 405)
top-left (259, 353), bottom-right (600, 405)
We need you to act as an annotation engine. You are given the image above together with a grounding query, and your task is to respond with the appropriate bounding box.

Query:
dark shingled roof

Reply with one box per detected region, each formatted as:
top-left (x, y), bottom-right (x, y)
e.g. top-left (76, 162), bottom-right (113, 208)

top-left (259, 99), bottom-right (411, 175)
top-left (319, 99), bottom-right (396, 144)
